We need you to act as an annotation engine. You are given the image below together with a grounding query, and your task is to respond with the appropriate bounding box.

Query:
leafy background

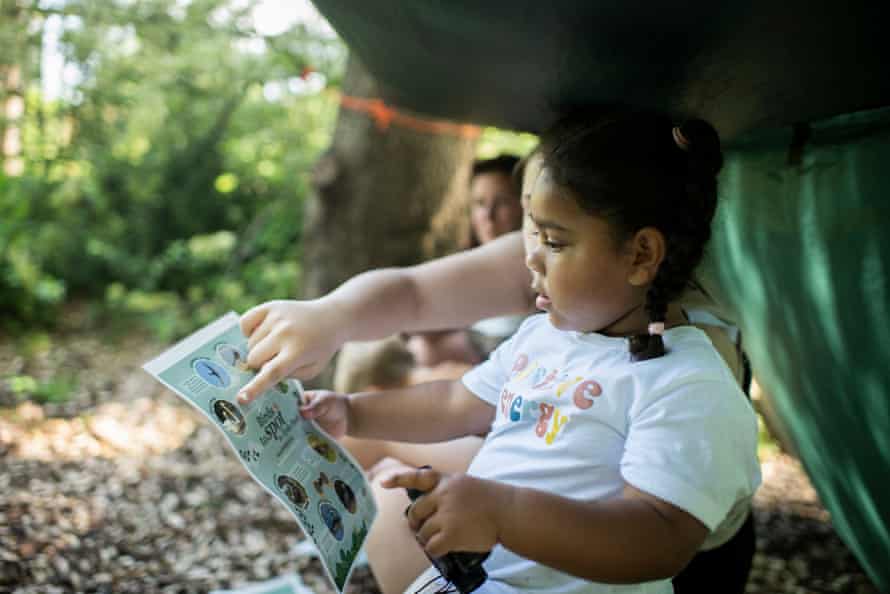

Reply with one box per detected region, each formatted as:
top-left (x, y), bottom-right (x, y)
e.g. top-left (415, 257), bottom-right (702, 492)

top-left (2, 0), bottom-right (347, 338)
top-left (0, 0), bottom-right (537, 342)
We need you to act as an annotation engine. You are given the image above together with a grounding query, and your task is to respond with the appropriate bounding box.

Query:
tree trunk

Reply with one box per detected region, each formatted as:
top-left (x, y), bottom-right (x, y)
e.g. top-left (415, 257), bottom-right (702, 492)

top-left (0, 0), bottom-right (27, 177)
top-left (301, 55), bottom-right (478, 299)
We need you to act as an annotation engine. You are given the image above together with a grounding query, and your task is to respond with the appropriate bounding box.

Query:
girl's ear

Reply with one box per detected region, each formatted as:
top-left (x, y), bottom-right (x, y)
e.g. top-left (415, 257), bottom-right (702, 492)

top-left (627, 227), bottom-right (666, 286)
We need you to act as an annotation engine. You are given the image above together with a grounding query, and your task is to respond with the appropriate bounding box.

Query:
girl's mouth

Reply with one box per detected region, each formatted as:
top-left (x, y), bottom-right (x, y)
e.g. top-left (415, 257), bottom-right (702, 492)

top-left (535, 292), bottom-right (552, 310)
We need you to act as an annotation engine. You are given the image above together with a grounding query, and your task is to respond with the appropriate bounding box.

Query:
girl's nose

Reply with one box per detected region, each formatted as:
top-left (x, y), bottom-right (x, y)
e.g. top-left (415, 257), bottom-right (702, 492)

top-left (526, 242), bottom-right (544, 275)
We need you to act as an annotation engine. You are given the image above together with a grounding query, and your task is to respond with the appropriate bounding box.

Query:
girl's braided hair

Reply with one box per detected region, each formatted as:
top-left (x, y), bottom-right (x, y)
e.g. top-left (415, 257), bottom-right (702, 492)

top-left (539, 108), bottom-right (723, 361)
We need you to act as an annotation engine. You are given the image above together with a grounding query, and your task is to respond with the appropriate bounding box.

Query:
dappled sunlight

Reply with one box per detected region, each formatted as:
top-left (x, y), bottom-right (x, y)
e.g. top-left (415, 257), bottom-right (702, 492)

top-left (0, 398), bottom-right (197, 461)
top-left (0, 420), bottom-right (325, 593)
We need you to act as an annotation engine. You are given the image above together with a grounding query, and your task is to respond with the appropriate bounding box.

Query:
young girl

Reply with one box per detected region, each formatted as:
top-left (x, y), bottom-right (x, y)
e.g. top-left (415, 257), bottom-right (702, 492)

top-left (296, 109), bottom-right (761, 594)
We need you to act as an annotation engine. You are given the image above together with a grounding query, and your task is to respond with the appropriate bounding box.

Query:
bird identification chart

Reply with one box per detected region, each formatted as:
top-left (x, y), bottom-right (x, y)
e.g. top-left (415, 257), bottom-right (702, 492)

top-left (144, 312), bottom-right (376, 593)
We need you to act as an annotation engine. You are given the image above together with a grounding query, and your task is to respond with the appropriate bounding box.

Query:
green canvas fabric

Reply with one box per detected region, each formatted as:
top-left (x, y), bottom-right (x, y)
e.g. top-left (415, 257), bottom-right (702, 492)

top-left (311, 1), bottom-right (890, 140)
top-left (700, 107), bottom-right (890, 591)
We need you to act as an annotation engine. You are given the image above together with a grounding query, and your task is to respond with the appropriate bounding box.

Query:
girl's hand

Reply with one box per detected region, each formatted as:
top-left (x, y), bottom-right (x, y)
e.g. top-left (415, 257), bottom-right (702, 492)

top-left (381, 467), bottom-right (501, 557)
top-left (299, 390), bottom-right (351, 439)
top-left (238, 300), bottom-right (346, 404)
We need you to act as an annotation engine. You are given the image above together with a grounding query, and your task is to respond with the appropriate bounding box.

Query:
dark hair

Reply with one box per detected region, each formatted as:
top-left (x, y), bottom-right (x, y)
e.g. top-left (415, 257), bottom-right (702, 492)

top-left (539, 108), bottom-right (723, 361)
top-left (471, 154), bottom-right (521, 181)
top-left (512, 157), bottom-right (527, 188)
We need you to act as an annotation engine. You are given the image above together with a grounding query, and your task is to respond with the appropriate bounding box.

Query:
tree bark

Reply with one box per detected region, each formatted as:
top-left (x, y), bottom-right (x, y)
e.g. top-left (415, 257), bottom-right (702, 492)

top-left (1, 0), bottom-right (27, 177)
top-left (301, 55), bottom-right (478, 299)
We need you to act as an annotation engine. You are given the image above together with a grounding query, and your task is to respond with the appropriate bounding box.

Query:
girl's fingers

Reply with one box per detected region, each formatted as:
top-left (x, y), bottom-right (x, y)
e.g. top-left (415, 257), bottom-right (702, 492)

top-left (381, 467), bottom-right (441, 493)
top-left (409, 495), bottom-right (438, 532)
top-left (299, 399), bottom-right (329, 419)
top-left (299, 391), bottom-right (347, 431)
top-left (408, 484), bottom-right (439, 524)
top-left (422, 532), bottom-right (449, 559)
top-left (300, 390), bottom-right (322, 406)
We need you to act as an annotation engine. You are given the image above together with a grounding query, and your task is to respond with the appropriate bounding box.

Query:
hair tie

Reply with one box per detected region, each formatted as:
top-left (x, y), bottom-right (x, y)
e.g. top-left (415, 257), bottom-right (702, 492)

top-left (672, 126), bottom-right (690, 151)
top-left (648, 322), bottom-right (665, 336)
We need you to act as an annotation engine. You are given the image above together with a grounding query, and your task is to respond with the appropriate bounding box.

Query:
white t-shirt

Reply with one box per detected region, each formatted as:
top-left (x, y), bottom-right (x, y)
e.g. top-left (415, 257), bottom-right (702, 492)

top-left (471, 314), bottom-right (528, 339)
top-left (461, 314), bottom-right (761, 594)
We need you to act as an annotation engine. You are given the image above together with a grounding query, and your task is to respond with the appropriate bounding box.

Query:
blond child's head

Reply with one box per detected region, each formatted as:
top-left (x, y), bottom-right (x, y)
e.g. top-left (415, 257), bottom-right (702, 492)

top-left (334, 336), bottom-right (415, 393)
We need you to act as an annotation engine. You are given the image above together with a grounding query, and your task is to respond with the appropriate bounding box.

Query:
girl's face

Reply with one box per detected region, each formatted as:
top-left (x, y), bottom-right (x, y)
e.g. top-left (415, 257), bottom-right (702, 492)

top-left (470, 171), bottom-right (523, 244)
top-left (525, 168), bottom-right (649, 334)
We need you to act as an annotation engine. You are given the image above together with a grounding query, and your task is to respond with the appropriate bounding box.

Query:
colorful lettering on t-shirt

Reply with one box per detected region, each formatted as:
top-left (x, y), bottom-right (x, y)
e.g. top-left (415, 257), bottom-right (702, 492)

top-left (511, 354), bottom-right (529, 375)
top-left (509, 395), bottom-right (523, 421)
top-left (500, 368), bottom-right (603, 445)
top-left (573, 380), bottom-right (602, 409)
top-left (535, 402), bottom-right (555, 437)
top-left (532, 368), bottom-right (560, 389)
top-left (529, 366), bottom-right (548, 386)
top-left (556, 376), bottom-right (584, 397)
top-left (499, 388), bottom-right (515, 417)
top-left (523, 398), bottom-right (539, 419)
top-left (515, 361), bottom-right (538, 381)
top-left (545, 408), bottom-right (569, 445)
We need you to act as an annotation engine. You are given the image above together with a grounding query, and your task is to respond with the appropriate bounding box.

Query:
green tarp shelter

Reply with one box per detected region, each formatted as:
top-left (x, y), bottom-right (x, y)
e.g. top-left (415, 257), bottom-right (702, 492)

top-left (309, 1), bottom-right (890, 590)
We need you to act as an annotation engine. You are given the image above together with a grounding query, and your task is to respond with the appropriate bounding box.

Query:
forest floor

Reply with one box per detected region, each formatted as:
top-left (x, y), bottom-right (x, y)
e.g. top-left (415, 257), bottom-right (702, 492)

top-left (0, 321), bottom-right (880, 594)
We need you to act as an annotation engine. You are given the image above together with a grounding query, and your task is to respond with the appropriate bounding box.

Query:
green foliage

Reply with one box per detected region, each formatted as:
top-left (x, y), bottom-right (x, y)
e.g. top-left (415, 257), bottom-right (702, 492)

top-left (477, 127), bottom-right (539, 159)
top-left (757, 414), bottom-right (780, 460)
top-left (0, 173), bottom-right (68, 327)
top-left (5, 373), bottom-right (78, 404)
top-left (0, 0), bottom-right (344, 336)
top-left (333, 522), bottom-right (370, 589)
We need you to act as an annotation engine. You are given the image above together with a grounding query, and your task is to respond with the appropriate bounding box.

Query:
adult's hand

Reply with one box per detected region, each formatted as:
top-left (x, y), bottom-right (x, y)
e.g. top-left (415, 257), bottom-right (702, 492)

top-left (238, 299), bottom-right (346, 403)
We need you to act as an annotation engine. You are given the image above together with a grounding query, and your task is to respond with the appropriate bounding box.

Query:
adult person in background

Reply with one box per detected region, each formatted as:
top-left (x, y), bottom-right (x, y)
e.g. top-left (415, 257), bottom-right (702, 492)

top-left (402, 154), bottom-right (526, 369)
top-left (238, 126), bottom-right (754, 594)
top-left (328, 154), bottom-right (528, 474)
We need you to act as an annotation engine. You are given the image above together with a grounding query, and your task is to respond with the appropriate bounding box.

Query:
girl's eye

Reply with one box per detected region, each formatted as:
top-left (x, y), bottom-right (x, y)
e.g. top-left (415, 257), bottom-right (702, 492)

top-left (530, 229), bottom-right (563, 251)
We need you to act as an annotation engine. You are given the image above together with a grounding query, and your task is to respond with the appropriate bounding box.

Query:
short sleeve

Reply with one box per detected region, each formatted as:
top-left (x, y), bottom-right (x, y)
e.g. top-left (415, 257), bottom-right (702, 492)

top-left (461, 319), bottom-right (526, 406)
top-left (620, 380), bottom-right (760, 530)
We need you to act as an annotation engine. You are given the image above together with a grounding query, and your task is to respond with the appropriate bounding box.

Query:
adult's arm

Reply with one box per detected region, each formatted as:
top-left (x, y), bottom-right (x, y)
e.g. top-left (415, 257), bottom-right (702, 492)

top-left (238, 231), bottom-right (534, 401)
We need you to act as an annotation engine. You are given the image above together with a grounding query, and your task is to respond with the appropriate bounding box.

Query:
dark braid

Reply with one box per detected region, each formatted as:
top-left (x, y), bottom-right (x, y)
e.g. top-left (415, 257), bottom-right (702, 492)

top-left (539, 109), bottom-right (723, 362)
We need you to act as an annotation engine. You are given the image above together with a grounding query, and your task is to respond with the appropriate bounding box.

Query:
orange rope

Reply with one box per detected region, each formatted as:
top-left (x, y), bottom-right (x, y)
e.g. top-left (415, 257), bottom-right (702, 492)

top-left (339, 94), bottom-right (481, 139)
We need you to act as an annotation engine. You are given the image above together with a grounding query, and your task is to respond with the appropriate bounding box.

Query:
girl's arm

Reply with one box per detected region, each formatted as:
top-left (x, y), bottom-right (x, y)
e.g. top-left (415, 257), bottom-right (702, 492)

top-left (238, 232), bottom-right (534, 403)
top-left (494, 481), bottom-right (709, 583)
top-left (389, 471), bottom-right (708, 584)
top-left (301, 380), bottom-right (496, 444)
